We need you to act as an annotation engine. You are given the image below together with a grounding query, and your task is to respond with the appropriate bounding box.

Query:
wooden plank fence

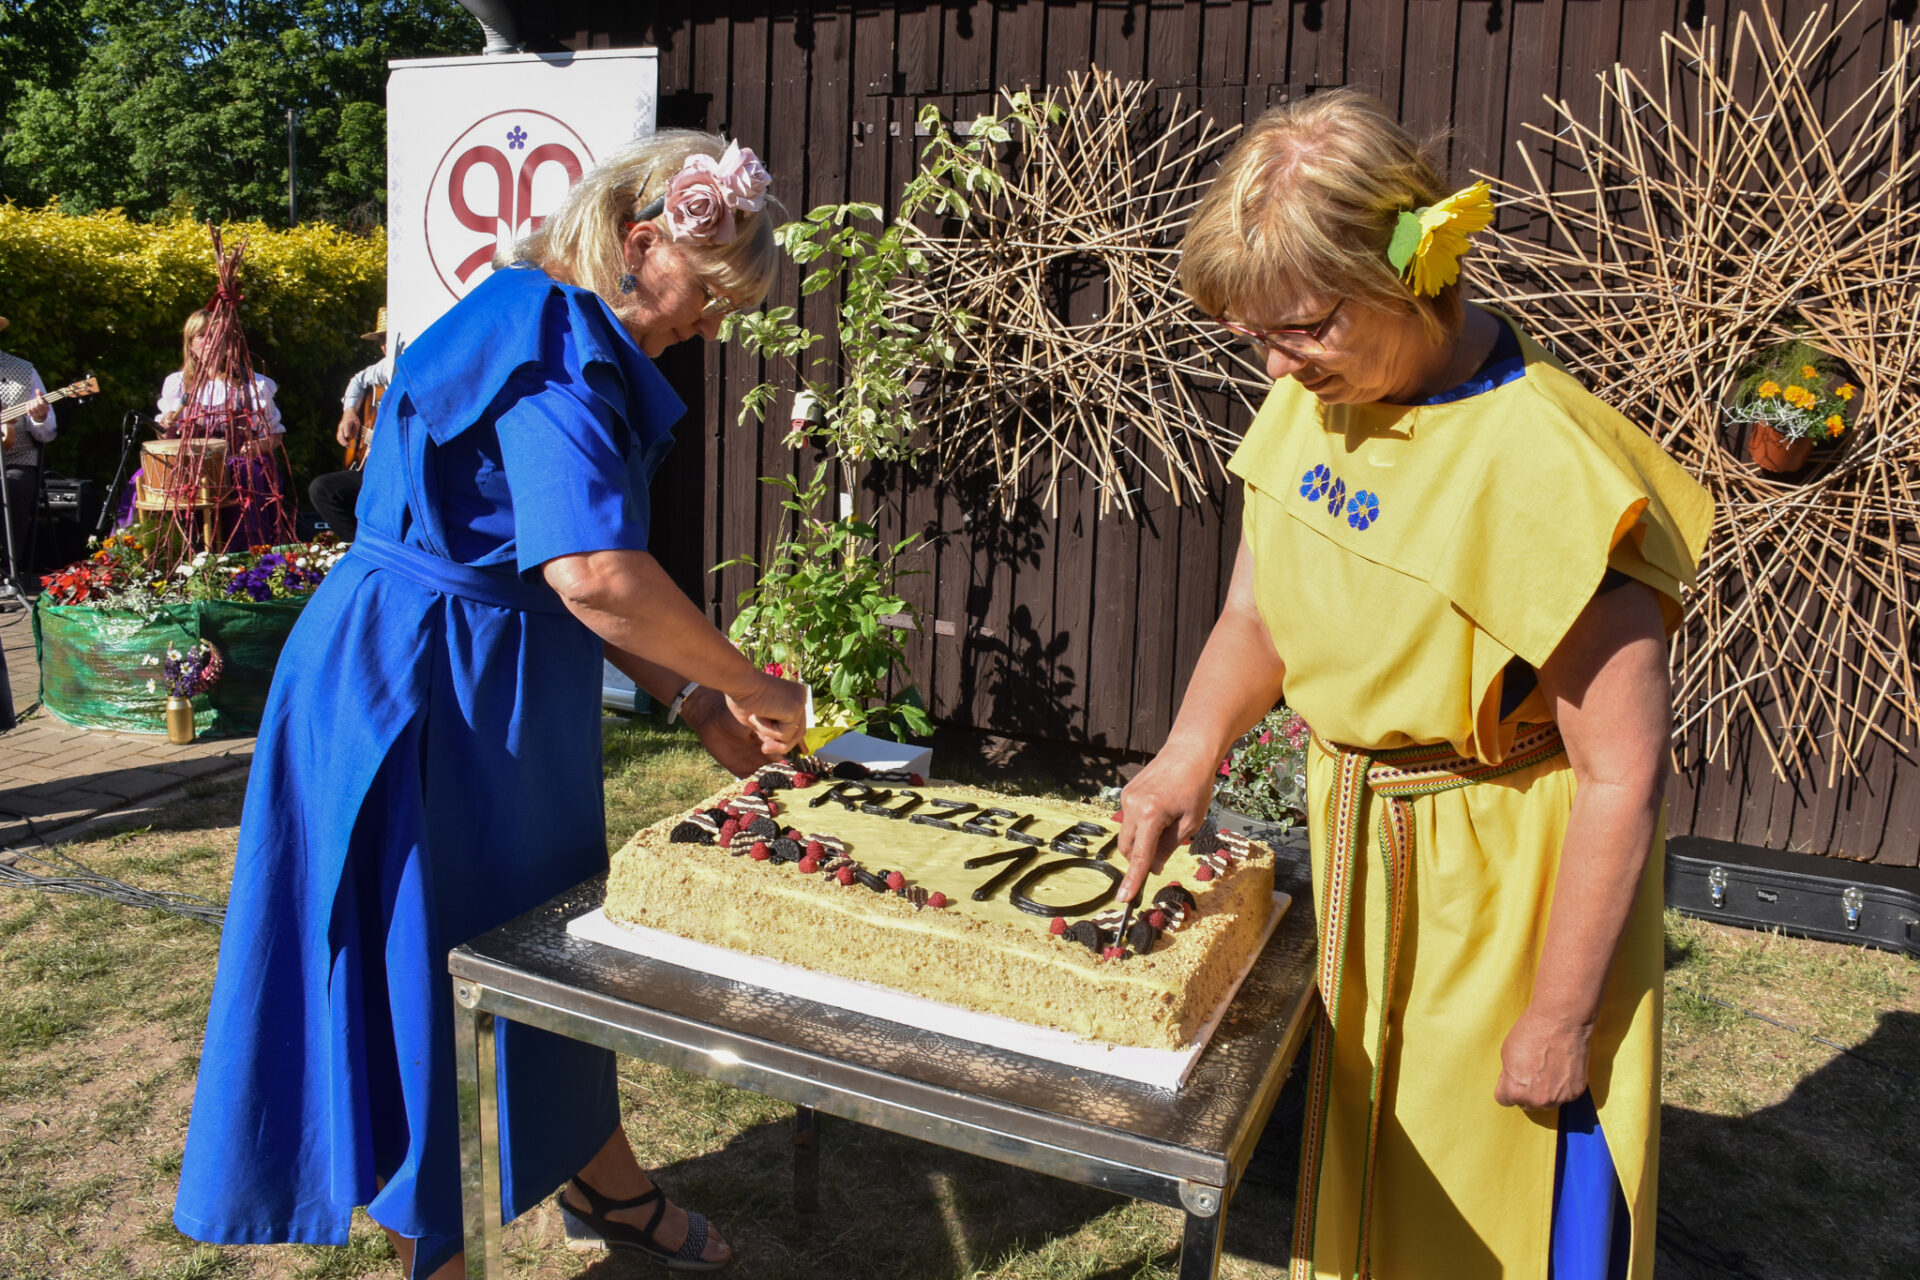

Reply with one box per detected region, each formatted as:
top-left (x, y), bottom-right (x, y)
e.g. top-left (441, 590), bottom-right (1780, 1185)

top-left (510, 1), bottom-right (1920, 865)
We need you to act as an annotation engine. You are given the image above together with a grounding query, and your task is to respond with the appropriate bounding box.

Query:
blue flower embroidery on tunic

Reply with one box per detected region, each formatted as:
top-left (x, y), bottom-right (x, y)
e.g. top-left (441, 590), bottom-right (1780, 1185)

top-left (1346, 489), bottom-right (1381, 530)
top-left (1325, 477), bottom-right (1347, 515)
top-left (1300, 465), bottom-right (1332, 501)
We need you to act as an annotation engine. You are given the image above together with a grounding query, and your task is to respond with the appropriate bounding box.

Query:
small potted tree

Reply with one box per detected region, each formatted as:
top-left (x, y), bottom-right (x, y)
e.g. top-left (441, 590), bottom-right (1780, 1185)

top-left (722, 97), bottom-right (1055, 741)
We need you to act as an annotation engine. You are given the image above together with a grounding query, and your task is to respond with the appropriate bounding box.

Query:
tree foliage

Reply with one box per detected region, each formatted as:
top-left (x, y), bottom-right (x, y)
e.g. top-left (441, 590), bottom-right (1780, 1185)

top-left (0, 0), bottom-right (481, 228)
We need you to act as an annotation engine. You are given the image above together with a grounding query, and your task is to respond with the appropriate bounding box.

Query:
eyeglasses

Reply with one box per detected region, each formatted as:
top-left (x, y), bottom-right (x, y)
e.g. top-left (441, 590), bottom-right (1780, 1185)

top-left (694, 274), bottom-right (740, 320)
top-left (1217, 300), bottom-right (1343, 358)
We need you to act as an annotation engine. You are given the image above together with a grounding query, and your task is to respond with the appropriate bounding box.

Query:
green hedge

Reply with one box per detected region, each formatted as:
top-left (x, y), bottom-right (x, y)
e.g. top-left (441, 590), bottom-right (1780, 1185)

top-left (0, 204), bottom-right (385, 518)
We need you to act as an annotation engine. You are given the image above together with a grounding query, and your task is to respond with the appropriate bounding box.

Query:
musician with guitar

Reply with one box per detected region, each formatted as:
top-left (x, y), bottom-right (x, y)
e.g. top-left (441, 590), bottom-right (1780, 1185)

top-left (0, 315), bottom-right (57, 595)
top-left (310, 308), bottom-right (390, 542)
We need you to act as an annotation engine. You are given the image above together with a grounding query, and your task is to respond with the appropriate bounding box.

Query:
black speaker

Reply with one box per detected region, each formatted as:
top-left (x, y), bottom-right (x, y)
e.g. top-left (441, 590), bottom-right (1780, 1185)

top-left (29, 514), bottom-right (87, 574)
top-left (39, 476), bottom-right (93, 519)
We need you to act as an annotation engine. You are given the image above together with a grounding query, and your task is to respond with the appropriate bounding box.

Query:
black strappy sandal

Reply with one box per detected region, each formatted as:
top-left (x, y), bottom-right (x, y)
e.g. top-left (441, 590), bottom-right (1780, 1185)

top-left (556, 1175), bottom-right (730, 1271)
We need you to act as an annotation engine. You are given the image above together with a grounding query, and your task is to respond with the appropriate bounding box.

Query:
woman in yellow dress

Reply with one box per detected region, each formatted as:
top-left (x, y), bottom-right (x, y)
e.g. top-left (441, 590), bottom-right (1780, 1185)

top-left (1117, 91), bottom-right (1712, 1279)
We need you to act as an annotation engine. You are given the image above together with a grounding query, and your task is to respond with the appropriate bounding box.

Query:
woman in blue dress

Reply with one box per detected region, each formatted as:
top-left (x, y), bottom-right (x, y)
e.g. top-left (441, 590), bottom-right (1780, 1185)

top-left (173, 132), bottom-right (806, 1278)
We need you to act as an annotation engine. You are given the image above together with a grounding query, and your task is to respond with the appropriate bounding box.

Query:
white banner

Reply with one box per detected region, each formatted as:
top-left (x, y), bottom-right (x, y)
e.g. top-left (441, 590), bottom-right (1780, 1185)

top-left (385, 49), bottom-right (659, 353)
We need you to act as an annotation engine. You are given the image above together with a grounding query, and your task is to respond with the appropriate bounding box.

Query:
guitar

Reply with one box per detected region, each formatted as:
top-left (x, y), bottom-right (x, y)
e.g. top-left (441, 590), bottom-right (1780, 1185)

top-left (0, 375), bottom-right (99, 448)
top-left (344, 383), bottom-right (382, 470)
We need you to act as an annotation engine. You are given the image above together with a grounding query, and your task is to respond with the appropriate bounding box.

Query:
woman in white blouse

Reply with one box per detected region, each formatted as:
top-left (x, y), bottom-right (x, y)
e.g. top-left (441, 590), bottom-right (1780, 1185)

top-left (158, 309), bottom-right (284, 447)
top-left (118, 309), bottom-right (290, 542)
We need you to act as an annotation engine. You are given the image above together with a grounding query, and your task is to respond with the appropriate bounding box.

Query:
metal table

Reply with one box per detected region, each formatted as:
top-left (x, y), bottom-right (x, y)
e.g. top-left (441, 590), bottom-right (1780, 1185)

top-left (450, 874), bottom-right (1317, 1278)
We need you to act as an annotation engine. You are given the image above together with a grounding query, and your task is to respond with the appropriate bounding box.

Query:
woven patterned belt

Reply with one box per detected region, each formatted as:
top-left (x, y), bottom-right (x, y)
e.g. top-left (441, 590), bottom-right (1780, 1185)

top-left (1291, 723), bottom-right (1567, 1280)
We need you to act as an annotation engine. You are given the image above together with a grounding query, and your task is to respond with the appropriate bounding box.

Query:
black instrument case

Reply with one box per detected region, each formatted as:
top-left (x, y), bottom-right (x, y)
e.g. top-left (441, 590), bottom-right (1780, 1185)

top-left (1666, 835), bottom-right (1920, 958)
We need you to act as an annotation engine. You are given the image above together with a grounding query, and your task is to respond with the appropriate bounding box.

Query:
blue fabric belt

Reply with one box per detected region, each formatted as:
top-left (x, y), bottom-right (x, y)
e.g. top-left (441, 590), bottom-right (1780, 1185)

top-left (347, 526), bottom-right (566, 615)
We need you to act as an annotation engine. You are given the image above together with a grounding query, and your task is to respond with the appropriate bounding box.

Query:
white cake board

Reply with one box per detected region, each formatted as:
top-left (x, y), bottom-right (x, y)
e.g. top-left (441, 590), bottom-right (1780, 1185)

top-left (811, 730), bottom-right (934, 779)
top-left (566, 892), bottom-right (1290, 1090)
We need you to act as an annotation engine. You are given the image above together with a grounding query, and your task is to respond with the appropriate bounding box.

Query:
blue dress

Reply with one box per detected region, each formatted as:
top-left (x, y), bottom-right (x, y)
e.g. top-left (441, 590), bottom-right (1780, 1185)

top-left (173, 265), bottom-right (684, 1277)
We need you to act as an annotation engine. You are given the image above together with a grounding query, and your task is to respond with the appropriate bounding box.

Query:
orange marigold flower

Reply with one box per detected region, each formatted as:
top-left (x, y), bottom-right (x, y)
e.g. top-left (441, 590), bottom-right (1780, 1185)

top-left (1757, 380), bottom-right (1781, 398)
top-left (1836, 383), bottom-right (1856, 401)
top-left (1801, 364), bottom-right (1820, 379)
top-left (1827, 414), bottom-right (1846, 435)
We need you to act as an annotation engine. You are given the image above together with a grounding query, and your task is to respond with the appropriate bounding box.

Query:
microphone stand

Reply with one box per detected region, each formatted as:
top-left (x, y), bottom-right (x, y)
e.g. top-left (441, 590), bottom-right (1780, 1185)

top-left (0, 433), bottom-right (22, 610)
top-left (94, 411), bottom-right (145, 541)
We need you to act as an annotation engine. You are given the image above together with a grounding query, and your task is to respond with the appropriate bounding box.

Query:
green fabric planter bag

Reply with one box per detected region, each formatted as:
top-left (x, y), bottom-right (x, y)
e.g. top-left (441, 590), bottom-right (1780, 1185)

top-left (33, 596), bottom-right (309, 738)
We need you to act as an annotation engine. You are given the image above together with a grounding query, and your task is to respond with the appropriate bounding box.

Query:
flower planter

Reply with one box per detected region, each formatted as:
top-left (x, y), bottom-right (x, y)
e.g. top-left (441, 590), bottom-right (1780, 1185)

top-left (1208, 802), bottom-right (1305, 848)
top-left (32, 595), bottom-right (309, 737)
top-left (1747, 420), bottom-right (1815, 473)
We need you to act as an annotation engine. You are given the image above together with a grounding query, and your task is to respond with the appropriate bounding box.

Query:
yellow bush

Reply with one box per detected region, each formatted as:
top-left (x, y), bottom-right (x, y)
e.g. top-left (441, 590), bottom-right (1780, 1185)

top-left (0, 204), bottom-right (385, 511)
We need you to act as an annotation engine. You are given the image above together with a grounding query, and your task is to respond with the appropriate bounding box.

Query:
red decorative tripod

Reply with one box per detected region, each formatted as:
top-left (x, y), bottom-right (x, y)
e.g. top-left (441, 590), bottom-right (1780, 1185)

top-left (138, 227), bottom-right (294, 564)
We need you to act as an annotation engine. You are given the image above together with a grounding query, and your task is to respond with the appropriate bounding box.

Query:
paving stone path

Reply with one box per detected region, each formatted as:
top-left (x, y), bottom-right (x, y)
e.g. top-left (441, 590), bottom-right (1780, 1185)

top-left (0, 604), bottom-right (253, 852)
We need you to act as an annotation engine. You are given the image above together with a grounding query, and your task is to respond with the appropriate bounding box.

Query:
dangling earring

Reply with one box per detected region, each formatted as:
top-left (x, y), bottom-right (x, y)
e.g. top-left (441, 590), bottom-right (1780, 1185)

top-left (619, 272), bottom-right (638, 294)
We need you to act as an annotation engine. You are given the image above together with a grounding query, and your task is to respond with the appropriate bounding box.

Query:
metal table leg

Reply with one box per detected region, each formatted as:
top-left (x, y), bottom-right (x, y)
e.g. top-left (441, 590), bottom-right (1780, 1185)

top-left (1177, 1181), bottom-right (1227, 1279)
top-left (454, 980), bottom-right (504, 1278)
top-left (792, 1104), bottom-right (819, 1214)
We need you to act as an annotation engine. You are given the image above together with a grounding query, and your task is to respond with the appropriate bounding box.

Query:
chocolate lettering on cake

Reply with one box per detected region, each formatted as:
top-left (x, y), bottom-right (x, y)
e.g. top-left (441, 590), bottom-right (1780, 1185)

top-left (963, 845), bottom-right (1040, 901)
top-left (1009, 856), bottom-right (1125, 917)
top-left (874, 790), bottom-right (926, 819)
top-left (748, 772), bottom-right (1157, 934)
top-left (962, 806), bottom-right (1020, 838)
top-left (1048, 820), bottom-right (1111, 856)
top-left (909, 796), bottom-right (978, 830)
top-left (1002, 813), bottom-right (1044, 846)
top-left (822, 780), bottom-right (892, 811)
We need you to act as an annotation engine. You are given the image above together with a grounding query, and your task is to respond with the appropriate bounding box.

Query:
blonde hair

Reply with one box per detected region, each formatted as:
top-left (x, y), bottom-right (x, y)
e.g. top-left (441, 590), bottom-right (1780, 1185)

top-left (514, 130), bottom-right (781, 315)
top-left (1180, 90), bottom-right (1460, 341)
top-left (180, 309), bottom-right (212, 382)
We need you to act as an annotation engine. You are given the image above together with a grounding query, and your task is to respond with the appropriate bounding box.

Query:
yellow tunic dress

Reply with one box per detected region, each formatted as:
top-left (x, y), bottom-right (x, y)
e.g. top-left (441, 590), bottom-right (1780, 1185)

top-left (1226, 315), bottom-right (1712, 1280)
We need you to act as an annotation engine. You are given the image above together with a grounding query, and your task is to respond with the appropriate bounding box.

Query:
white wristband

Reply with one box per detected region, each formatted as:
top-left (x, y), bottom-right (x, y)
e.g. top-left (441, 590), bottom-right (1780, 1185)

top-left (666, 680), bottom-right (700, 725)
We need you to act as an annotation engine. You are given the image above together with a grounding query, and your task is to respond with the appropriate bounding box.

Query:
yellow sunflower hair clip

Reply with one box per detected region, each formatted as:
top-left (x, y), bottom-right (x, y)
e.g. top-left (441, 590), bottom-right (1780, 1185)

top-left (1386, 180), bottom-right (1495, 297)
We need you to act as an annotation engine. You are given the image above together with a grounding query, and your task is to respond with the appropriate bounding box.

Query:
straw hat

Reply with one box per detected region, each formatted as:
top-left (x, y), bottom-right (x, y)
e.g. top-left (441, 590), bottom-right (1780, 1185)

top-left (360, 307), bottom-right (387, 341)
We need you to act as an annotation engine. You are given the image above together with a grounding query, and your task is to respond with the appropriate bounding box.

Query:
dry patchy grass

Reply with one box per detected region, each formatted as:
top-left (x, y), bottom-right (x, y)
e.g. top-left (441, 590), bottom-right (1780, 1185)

top-left (0, 719), bottom-right (1914, 1278)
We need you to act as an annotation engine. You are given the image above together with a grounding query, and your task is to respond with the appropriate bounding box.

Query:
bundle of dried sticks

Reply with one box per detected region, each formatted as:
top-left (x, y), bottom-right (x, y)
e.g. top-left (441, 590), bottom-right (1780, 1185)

top-left (1479, 3), bottom-right (1920, 782)
top-left (901, 68), bottom-right (1267, 517)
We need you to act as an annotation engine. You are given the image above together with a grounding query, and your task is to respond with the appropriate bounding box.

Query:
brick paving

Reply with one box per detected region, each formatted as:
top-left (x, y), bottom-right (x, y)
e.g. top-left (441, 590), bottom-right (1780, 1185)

top-left (0, 603), bottom-right (253, 851)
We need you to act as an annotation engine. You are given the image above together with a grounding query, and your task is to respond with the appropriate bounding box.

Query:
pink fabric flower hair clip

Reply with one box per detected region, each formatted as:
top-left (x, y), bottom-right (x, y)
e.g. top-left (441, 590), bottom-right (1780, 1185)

top-left (634, 142), bottom-right (772, 245)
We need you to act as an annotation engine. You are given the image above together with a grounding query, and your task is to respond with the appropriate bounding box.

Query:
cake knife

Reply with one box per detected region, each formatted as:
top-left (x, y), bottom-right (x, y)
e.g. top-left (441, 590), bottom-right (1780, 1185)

top-left (1113, 892), bottom-right (1139, 955)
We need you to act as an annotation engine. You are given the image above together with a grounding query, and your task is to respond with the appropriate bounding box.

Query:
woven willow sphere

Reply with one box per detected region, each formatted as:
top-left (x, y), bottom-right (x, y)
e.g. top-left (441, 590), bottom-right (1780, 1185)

top-left (1479, 3), bottom-right (1920, 781)
top-left (903, 69), bottom-right (1267, 518)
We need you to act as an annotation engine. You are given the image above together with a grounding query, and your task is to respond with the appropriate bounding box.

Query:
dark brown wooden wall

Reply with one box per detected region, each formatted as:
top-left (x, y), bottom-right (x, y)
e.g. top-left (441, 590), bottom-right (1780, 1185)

top-left (505, 1), bottom-right (1918, 864)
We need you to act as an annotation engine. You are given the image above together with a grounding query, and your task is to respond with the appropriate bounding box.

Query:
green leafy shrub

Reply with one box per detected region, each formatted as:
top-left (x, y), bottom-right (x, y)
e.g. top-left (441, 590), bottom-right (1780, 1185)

top-left (0, 204), bottom-right (385, 503)
top-left (718, 469), bottom-right (930, 741)
top-left (1214, 708), bottom-right (1312, 827)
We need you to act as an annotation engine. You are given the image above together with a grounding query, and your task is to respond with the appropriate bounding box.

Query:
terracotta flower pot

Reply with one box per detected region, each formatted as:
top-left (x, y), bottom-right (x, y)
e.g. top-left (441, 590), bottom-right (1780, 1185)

top-left (1747, 420), bottom-right (1815, 473)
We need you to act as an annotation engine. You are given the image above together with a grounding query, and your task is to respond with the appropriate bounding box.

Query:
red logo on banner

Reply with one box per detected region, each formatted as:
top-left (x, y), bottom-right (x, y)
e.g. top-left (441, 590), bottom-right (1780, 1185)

top-left (425, 109), bottom-right (596, 300)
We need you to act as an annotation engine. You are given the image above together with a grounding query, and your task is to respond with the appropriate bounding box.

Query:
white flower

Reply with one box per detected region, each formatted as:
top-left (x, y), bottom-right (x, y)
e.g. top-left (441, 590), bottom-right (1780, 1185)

top-left (217, 554), bottom-right (232, 563)
top-left (296, 557), bottom-right (308, 567)
top-left (146, 679), bottom-right (157, 694)
top-left (174, 563), bottom-right (194, 577)
top-left (140, 654), bottom-right (159, 666)
top-left (166, 646), bottom-right (181, 660)
top-left (191, 553), bottom-right (208, 567)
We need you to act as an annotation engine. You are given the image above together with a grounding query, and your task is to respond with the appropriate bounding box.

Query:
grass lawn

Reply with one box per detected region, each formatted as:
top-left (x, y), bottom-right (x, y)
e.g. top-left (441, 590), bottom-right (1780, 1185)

top-left (1, 715), bottom-right (1916, 1278)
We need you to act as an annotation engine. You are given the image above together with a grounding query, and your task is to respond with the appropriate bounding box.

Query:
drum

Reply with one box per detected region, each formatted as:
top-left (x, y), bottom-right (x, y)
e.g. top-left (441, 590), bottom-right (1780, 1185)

top-left (135, 438), bottom-right (232, 512)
